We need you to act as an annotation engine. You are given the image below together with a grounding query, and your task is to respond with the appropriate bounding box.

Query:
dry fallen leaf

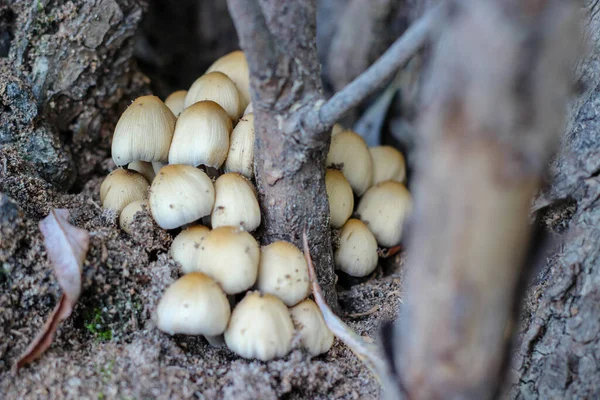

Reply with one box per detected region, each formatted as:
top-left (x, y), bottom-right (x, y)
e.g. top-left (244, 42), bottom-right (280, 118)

top-left (13, 209), bottom-right (90, 372)
top-left (302, 231), bottom-right (387, 383)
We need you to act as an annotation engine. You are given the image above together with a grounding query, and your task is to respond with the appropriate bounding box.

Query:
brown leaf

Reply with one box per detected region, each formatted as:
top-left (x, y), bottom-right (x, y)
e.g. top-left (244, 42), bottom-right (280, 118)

top-left (302, 231), bottom-right (387, 383)
top-left (13, 209), bottom-right (90, 372)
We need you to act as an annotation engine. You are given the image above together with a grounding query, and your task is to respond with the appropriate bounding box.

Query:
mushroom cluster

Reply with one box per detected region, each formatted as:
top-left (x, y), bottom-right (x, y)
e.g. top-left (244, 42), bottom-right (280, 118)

top-left (99, 51), bottom-right (333, 361)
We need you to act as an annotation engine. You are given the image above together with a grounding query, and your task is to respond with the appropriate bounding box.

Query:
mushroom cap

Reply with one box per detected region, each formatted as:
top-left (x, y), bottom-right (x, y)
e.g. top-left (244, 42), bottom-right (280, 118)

top-left (211, 173), bottom-right (261, 231)
top-left (165, 90), bottom-right (187, 117)
top-left (224, 291), bottom-right (294, 361)
top-left (326, 130), bottom-right (373, 196)
top-left (111, 95), bottom-right (176, 166)
top-left (243, 102), bottom-right (253, 116)
top-left (290, 299), bottom-right (334, 356)
top-left (156, 272), bottom-right (231, 336)
top-left (356, 181), bottom-right (412, 247)
top-left (331, 123), bottom-right (344, 136)
top-left (128, 161), bottom-right (156, 183)
top-left (185, 72), bottom-right (243, 121)
top-left (325, 169), bottom-right (354, 228)
top-left (170, 225), bottom-right (210, 274)
top-left (256, 241), bottom-right (310, 306)
top-left (206, 50), bottom-right (251, 109)
top-left (196, 226), bottom-right (260, 294)
top-left (168, 101), bottom-right (232, 168)
top-left (100, 169), bottom-right (149, 214)
top-left (335, 219), bottom-right (378, 277)
top-left (224, 114), bottom-right (255, 179)
top-left (119, 199), bottom-right (149, 235)
top-left (369, 146), bottom-right (406, 185)
top-left (149, 164), bottom-right (215, 229)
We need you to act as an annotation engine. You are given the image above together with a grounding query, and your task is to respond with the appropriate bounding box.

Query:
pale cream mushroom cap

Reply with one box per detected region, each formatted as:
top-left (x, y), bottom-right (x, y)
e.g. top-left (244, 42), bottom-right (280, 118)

top-left (206, 50), bottom-right (251, 109)
top-left (119, 199), bottom-right (149, 235)
top-left (211, 173), bottom-right (261, 231)
top-left (356, 181), bottom-right (412, 247)
top-left (149, 164), bottom-right (215, 229)
top-left (256, 241), bottom-right (310, 306)
top-left (111, 95), bottom-right (176, 166)
top-left (331, 123), bottom-right (344, 136)
top-left (170, 225), bottom-right (210, 274)
top-left (168, 100), bottom-right (232, 168)
top-left (196, 226), bottom-right (260, 294)
top-left (290, 299), bottom-right (334, 356)
top-left (325, 169), bottom-right (354, 228)
top-left (326, 130), bottom-right (373, 196)
top-left (369, 146), bottom-right (406, 185)
top-left (185, 72), bottom-right (243, 121)
top-left (128, 161), bottom-right (156, 183)
top-left (156, 272), bottom-right (231, 336)
top-left (335, 219), bottom-right (379, 277)
top-left (165, 90), bottom-right (187, 117)
top-left (243, 102), bottom-right (253, 116)
top-left (224, 291), bottom-right (294, 361)
top-left (224, 114), bottom-right (255, 179)
top-left (100, 169), bottom-right (149, 214)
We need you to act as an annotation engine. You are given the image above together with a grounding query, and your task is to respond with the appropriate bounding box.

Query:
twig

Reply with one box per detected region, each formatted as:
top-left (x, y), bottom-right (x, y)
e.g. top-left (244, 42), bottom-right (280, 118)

top-left (305, 4), bottom-right (447, 131)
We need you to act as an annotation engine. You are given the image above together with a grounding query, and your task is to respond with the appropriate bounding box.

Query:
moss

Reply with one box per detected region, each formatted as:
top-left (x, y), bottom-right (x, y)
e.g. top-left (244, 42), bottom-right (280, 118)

top-left (84, 308), bottom-right (113, 342)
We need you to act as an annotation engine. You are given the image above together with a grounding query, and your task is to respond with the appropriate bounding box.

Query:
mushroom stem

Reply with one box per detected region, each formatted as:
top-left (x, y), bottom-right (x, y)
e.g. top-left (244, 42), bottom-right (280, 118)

top-left (204, 334), bottom-right (226, 347)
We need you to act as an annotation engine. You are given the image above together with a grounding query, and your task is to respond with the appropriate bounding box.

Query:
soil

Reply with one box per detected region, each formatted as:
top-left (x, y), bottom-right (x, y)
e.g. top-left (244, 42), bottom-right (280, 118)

top-left (0, 145), bottom-right (405, 399)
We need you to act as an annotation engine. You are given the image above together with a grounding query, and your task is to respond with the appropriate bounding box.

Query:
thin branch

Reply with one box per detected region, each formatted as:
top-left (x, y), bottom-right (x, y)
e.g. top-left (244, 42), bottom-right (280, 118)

top-left (305, 4), bottom-right (446, 131)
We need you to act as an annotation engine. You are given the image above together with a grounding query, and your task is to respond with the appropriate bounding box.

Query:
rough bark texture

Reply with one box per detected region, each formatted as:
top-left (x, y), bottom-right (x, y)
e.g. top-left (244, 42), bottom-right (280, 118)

top-left (508, 1), bottom-right (600, 397)
top-left (387, 1), bottom-right (581, 399)
top-left (227, 0), bottom-right (337, 307)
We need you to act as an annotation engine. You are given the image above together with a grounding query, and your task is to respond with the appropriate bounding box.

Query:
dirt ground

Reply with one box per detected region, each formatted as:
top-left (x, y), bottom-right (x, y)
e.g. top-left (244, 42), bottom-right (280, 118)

top-left (0, 145), bottom-right (405, 399)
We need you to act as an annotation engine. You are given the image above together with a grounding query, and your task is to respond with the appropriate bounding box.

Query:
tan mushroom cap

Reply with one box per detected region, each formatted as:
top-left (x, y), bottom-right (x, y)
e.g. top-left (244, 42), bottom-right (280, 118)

top-left (149, 164), bottom-right (215, 229)
top-left (196, 226), bottom-right (260, 294)
top-left (256, 241), bottom-right (310, 306)
top-left (224, 291), bottom-right (294, 361)
top-left (331, 123), bottom-right (344, 136)
top-left (206, 50), bottom-right (251, 109)
top-left (290, 299), bottom-right (334, 356)
top-left (326, 130), bottom-right (373, 196)
top-left (369, 146), bottom-right (406, 185)
top-left (335, 219), bottom-right (378, 277)
top-left (100, 169), bottom-right (149, 214)
top-left (119, 199), bottom-right (149, 235)
top-left (224, 114), bottom-right (255, 179)
top-left (211, 173), bottom-right (261, 232)
top-left (128, 161), bottom-right (156, 183)
top-left (185, 72), bottom-right (243, 121)
top-left (168, 100), bottom-right (232, 168)
top-left (356, 181), bottom-right (412, 247)
top-left (156, 272), bottom-right (231, 336)
top-left (165, 90), bottom-right (187, 117)
top-left (111, 95), bottom-right (176, 166)
top-left (170, 225), bottom-right (210, 274)
top-left (325, 169), bottom-right (354, 228)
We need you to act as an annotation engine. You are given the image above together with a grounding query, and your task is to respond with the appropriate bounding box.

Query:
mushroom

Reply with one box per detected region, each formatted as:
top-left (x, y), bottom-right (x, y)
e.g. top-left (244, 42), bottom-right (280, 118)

top-left (196, 226), bottom-right (260, 294)
top-left (369, 146), bottom-right (407, 185)
top-left (326, 130), bottom-right (373, 196)
top-left (206, 50), bottom-right (251, 109)
top-left (184, 72), bottom-right (243, 121)
top-left (290, 299), bottom-right (334, 356)
top-left (149, 164), bottom-right (215, 229)
top-left (224, 113), bottom-right (255, 179)
top-left (243, 102), bottom-right (253, 115)
top-left (165, 90), bottom-right (187, 117)
top-left (335, 219), bottom-right (378, 277)
top-left (156, 272), bottom-right (231, 341)
top-left (356, 181), bottom-right (412, 247)
top-left (331, 123), bottom-right (344, 136)
top-left (170, 225), bottom-right (210, 274)
top-left (325, 169), bottom-right (354, 228)
top-left (119, 199), bottom-right (149, 235)
top-left (111, 95), bottom-right (176, 166)
top-left (256, 241), bottom-right (310, 306)
top-left (168, 100), bottom-right (232, 168)
top-left (100, 169), bottom-right (149, 214)
top-left (224, 291), bottom-right (294, 361)
top-left (128, 160), bottom-right (156, 183)
top-left (211, 173), bottom-right (261, 232)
